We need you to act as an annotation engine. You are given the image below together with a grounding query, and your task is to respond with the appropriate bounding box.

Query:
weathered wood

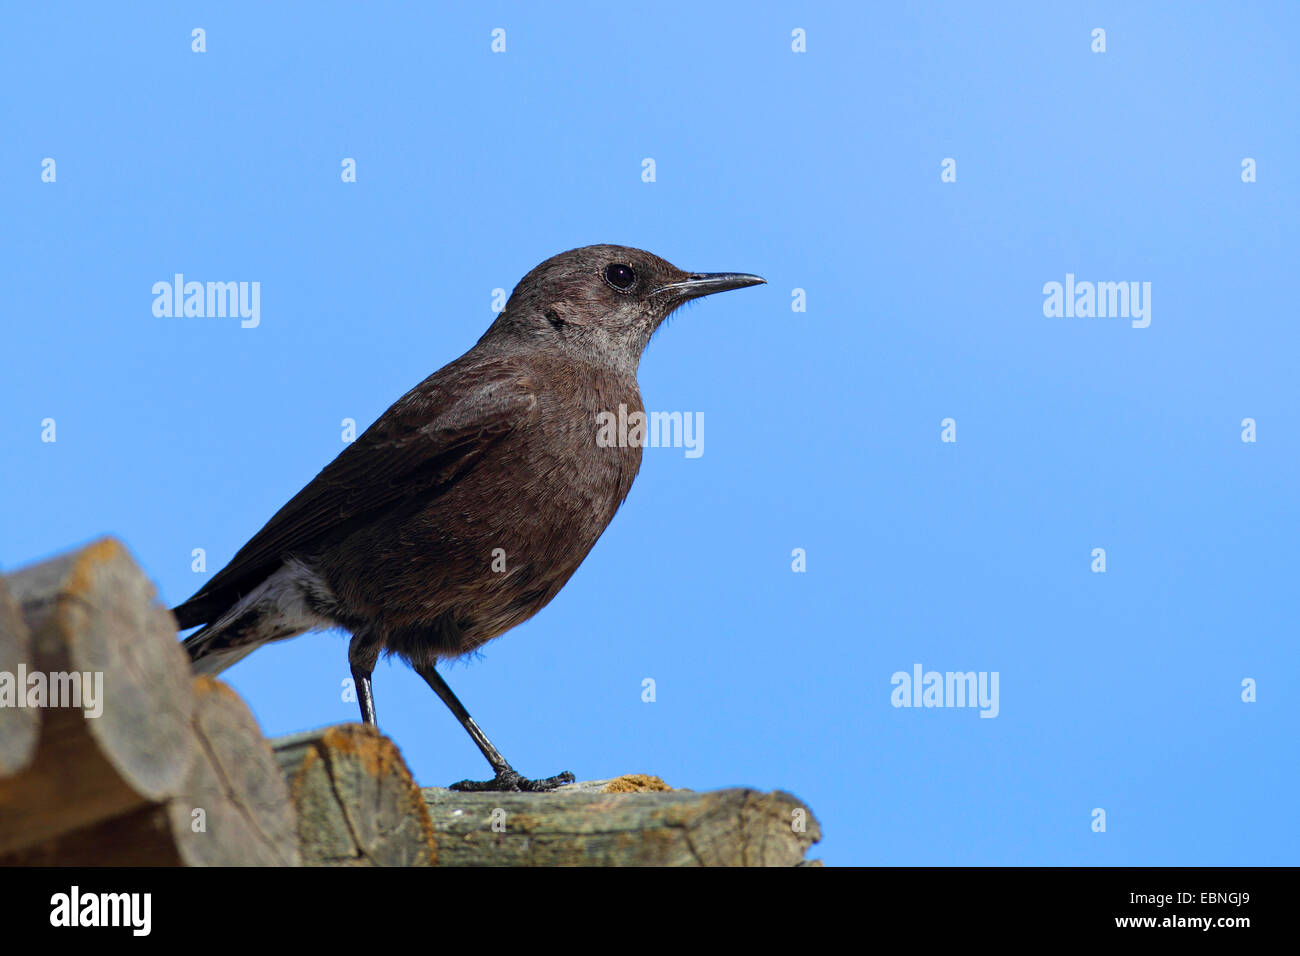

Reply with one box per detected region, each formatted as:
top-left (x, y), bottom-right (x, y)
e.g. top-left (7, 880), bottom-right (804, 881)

top-left (0, 538), bottom-right (826, 867)
top-left (169, 677), bottom-right (299, 866)
top-left (273, 724), bottom-right (436, 866)
top-left (3, 678), bottom-right (298, 866)
top-left (0, 539), bottom-right (195, 854)
top-left (0, 575), bottom-right (40, 777)
top-left (423, 774), bottom-right (822, 866)
top-left (0, 539), bottom-right (300, 866)
top-left (0, 803), bottom-right (184, 866)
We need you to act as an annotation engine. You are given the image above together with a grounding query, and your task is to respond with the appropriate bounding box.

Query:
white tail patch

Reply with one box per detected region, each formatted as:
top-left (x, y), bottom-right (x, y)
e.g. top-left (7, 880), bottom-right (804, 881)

top-left (186, 559), bottom-right (336, 672)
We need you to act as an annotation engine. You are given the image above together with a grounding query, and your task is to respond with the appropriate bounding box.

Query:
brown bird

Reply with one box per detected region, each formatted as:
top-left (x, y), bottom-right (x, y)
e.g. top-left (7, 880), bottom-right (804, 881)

top-left (172, 244), bottom-right (764, 790)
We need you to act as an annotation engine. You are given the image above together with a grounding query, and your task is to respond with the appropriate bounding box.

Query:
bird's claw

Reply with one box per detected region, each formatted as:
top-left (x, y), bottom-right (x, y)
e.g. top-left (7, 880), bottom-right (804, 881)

top-left (449, 768), bottom-right (576, 792)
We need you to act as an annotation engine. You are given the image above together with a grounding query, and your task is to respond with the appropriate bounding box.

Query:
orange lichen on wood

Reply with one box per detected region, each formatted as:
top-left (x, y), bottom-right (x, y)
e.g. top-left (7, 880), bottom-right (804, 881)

top-left (275, 724), bottom-right (437, 866)
top-left (602, 774), bottom-right (676, 793)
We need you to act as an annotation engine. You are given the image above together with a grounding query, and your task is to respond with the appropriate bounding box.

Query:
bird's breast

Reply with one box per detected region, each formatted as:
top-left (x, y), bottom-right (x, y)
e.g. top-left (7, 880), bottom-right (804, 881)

top-left (362, 381), bottom-right (644, 654)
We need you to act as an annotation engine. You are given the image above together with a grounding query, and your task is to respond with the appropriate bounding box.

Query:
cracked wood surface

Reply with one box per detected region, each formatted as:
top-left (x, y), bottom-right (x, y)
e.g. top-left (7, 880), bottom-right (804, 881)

top-left (0, 539), bottom-right (824, 867)
top-left (422, 775), bottom-right (822, 866)
top-left (0, 538), bottom-right (297, 865)
top-left (271, 728), bottom-right (823, 866)
top-left (273, 724), bottom-right (436, 866)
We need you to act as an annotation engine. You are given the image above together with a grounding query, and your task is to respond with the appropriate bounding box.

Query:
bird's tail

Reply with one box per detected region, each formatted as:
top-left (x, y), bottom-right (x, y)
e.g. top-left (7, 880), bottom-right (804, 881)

top-left (183, 621), bottom-right (263, 675)
top-left (178, 561), bottom-right (326, 674)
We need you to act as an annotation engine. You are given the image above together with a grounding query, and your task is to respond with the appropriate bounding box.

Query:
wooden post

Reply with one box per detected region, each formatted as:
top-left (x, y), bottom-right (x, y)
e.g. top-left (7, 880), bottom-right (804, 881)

top-left (0, 539), bottom-right (297, 865)
top-left (273, 724), bottom-right (436, 866)
top-left (423, 775), bottom-right (822, 866)
top-left (1, 538), bottom-right (823, 867)
top-left (0, 575), bottom-right (40, 778)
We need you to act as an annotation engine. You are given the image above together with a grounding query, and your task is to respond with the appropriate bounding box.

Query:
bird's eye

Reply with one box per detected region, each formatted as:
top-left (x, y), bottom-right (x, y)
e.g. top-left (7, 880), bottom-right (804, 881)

top-left (603, 263), bottom-right (637, 291)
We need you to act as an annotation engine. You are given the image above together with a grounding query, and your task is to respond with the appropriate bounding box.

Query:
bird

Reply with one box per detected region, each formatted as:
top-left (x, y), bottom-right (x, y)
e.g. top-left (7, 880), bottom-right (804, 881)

top-left (172, 244), bottom-right (764, 791)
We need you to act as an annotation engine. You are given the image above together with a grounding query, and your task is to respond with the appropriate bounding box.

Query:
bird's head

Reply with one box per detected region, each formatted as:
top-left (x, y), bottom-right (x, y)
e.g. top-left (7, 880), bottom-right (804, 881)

top-left (483, 244), bottom-right (764, 372)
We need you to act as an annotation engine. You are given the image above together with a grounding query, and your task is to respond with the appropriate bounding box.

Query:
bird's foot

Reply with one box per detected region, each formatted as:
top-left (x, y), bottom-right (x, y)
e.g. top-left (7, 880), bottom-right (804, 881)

top-left (449, 768), bottom-right (576, 792)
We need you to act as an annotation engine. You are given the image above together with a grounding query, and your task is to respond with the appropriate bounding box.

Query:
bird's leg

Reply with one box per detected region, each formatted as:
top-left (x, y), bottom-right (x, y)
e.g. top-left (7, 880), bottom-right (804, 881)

top-left (414, 662), bottom-right (574, 792)
top-left (351, 664), bottom-right (377, 726)
top-left (348, 630), bottom-right (379, 727)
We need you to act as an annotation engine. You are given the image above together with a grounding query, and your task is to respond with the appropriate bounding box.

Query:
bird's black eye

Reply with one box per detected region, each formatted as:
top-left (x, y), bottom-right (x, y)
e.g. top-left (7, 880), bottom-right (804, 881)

top-left (603, 263), bottom-right (637, 291)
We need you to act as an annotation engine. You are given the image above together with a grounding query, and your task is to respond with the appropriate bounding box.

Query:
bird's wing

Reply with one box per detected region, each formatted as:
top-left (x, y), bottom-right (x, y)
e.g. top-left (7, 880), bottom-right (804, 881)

top-left (171, 362), bottom-right (538, 628)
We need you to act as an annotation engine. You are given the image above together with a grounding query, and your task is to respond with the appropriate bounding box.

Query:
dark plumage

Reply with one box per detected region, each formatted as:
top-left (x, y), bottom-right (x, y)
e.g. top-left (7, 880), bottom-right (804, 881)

top-left (173, 244), bottom-right (763, 790)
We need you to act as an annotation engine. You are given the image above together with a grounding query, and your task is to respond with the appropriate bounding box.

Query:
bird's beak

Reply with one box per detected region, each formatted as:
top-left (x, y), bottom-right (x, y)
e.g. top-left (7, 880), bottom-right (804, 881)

top-left (653, 272), bottom-right (767, 301)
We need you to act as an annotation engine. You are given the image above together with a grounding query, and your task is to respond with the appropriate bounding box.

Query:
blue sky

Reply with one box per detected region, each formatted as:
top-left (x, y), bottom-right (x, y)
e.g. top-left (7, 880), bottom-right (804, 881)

top-left (2, 2), bottom-right (1296, 866)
